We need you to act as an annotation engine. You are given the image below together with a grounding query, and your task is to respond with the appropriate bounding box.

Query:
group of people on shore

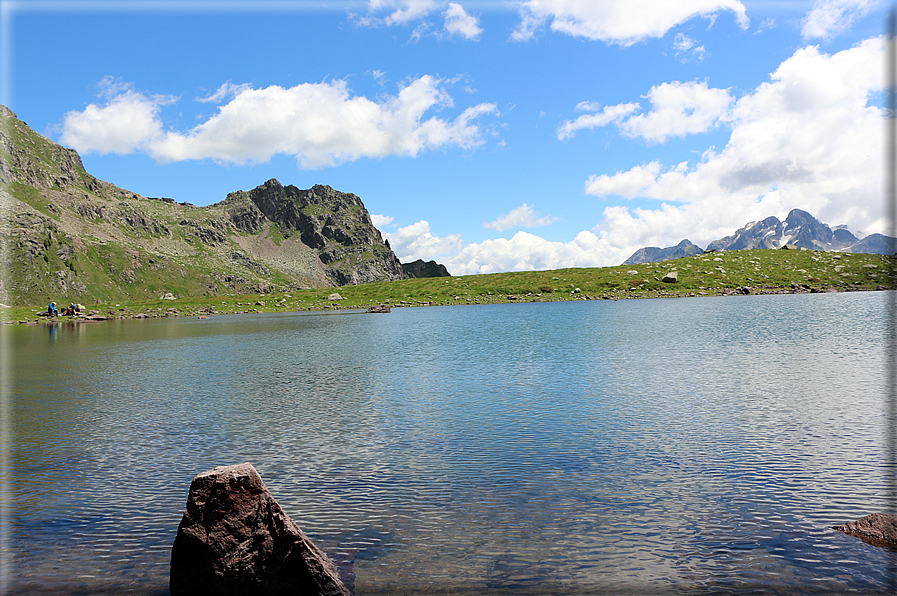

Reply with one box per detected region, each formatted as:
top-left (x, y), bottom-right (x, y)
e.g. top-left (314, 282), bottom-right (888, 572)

top-left (46, 301), bottom-right (81, 317)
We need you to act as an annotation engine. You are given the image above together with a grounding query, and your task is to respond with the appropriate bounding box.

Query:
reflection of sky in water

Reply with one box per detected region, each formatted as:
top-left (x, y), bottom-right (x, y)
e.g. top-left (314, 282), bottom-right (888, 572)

top-left (5, 292), bottom-right (895, 594)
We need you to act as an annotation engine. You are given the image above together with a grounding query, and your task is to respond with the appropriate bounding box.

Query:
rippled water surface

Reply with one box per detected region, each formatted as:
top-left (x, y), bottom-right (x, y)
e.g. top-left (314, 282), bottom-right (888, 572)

top-left (6, 292), bottom-right (896, 594)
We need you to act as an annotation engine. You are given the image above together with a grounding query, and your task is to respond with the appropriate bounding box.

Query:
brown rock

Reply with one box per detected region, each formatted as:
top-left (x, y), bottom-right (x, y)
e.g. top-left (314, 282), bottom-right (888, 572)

top-left (833, 512), bottom-right (897, 549)
top-left (170, 463), bottom-right (351, 596)
top-left (366, 304), bottom-right (391, 313)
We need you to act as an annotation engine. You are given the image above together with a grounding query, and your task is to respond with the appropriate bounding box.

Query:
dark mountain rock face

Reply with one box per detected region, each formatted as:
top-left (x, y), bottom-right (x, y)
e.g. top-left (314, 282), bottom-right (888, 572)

top-left (623, 239), bottom-right (703, 265)
top-left (1, 105), bottom-right (406, 304)
top-left (402, 259), bottom-right (451, 278)
top-left (225, 180), bottom-right (404, 286)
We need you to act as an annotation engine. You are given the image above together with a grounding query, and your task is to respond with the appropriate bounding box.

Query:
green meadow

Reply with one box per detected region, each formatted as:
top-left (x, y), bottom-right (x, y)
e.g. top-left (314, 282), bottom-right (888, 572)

top-left (5, 248), bottom-right (895, 323)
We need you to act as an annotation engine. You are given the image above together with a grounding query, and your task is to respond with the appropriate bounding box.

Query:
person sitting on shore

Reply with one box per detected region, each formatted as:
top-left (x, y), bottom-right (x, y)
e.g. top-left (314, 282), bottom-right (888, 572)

top-left (47, 302), bottom-right (58, 317)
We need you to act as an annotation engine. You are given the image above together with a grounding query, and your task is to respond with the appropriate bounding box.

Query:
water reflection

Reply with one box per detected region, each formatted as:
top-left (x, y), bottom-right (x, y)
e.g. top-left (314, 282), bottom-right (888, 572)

top-left (6, 293), bottom-right (896, 594)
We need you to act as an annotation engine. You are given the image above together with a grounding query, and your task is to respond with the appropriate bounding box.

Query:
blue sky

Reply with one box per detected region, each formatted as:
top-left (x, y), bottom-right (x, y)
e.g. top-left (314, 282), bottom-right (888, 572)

top-left (1, 0), bottom-right (888, 274)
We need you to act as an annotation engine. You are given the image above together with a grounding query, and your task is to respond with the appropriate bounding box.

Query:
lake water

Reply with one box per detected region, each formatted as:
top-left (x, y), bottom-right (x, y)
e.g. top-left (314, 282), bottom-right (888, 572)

top-left (3, 291), bottom-right (896, 594)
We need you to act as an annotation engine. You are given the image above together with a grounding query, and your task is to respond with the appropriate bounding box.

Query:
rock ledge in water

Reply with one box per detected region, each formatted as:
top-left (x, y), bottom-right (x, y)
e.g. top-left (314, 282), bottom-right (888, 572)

top-left (832, 512), bottom-right (897, 549)
top-left (170, 462), bottom-right (350, 596)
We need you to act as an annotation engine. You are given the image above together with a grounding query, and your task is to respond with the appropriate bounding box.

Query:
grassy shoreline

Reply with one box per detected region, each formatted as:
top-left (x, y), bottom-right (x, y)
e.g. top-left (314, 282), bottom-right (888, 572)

top-left (4, 249), bottom-right (895, 324)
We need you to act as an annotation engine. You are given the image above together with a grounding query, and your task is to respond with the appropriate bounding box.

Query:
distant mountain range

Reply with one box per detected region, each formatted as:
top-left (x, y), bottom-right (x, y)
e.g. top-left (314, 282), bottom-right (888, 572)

top-left (623, 209), bottom-right (897, 265)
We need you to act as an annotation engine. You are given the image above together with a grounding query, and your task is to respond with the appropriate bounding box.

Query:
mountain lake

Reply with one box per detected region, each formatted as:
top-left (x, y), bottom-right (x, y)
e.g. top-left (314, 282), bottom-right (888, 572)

top-left (3, 290), bottom-right (896, 594)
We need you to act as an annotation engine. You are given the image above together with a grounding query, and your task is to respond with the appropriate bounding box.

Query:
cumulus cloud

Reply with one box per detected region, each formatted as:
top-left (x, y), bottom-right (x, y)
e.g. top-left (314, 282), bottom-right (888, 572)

top-left (60, 80), bottom-right (175, 155)
top-left (382, 220), bottom-right (465, 262)
top-left (620, 81), bottom-right (733, 142)
top-left (584, 37), bottom-right (885, 246)
top-left (443, 2), bottom-right (483, 40)
top-left (511, 0), bottom-right (749, 44)
top-left (445, 231), bottom-right (615, 275)
top-left (483, 203), bottom-right (559, 231)
top-left (371, 214), bottom-right (395, 228)
top-left (60, 76), bottom-right (498, 168)
top-left (559, 81), bottom-right (732, 143)
top-left (386, 220), bottom-right (634, 275)
top-left (801, 0), bottom-right (873, 40)
top-left (382, 220), bottom-right (620, 275)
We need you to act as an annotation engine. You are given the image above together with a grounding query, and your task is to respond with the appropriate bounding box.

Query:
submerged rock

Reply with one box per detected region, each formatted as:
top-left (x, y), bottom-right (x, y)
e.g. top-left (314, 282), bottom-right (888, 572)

top-left (170, 462), bottom-right (350, 596)
top-left (833, 512), bottom-right (897, 549)
top-left (366, 304), bottom-right (391, 313)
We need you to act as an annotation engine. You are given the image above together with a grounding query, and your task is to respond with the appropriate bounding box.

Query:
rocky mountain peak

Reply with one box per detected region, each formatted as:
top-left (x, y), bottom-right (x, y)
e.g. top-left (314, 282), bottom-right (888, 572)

top-left (782, 208), bottom-right (833, 247)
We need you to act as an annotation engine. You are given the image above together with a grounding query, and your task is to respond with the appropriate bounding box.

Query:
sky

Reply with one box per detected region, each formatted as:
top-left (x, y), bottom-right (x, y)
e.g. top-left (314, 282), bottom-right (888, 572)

top-left (0, 0), bottom-right (890, 274)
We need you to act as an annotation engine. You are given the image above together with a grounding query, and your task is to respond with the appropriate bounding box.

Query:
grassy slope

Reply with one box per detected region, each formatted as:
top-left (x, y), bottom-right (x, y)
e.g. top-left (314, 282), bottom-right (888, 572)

top-left (4, 248), bottom-right (894, 322)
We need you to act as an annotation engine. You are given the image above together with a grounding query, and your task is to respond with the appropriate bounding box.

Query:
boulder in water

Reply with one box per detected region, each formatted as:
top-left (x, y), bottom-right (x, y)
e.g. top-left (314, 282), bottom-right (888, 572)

top-left (170, 462), bottom-right (351, 596)
top-left (833, 512), bottom-right (897, 549)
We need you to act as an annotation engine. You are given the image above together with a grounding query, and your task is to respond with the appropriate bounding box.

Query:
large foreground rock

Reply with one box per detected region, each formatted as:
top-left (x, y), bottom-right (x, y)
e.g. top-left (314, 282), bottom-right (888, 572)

top-left (170, 463), bottom-right (351, 596)
top-left (832, 512), bottom-right (897, 549)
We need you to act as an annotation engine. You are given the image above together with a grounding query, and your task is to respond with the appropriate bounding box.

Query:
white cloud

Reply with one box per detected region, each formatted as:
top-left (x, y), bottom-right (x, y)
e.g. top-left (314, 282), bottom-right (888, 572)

top-left (756, 17), bottom-right (776, 34)
top-left (382, 220), bottom-right (464, 262)
top-left (196, 80), bottom-right (252, 104)
top-left (560, 81), bottom-right (732, 143)
top-left (354, 1), bottom-right (484, 40)
top-left (583, 37), bottom-right (885, 246)
top-left (444, 231), bottom-right (606, 275)
top-left (511, 0), bottom-right (749, 44)
top-left (620, 81), bottom-right (733, 142)
top-left (673, 32), bottom-right (696, 51)
top-left (60, 76), bottom-right (498, 168)
top-left (443, 2), bottom-right (483, 40)
top-left (60, 83), bottom-right (175, 155)
top-left (352, 0), bottom-right (439, 27)
top-left (371, 214), bottom-right (395, 228)
top-left (385, 222), bottom-right (635, 275)
top-left (483, 203), bottom-right (558, 231)
top-left (801, 0), bottom-right (873, 40)
top-left (586, 161), bottom-right (663, 197)
top-left (557, 102), bottom-right (640, 140)
top-left (673, 33), bottom-right (708, 62)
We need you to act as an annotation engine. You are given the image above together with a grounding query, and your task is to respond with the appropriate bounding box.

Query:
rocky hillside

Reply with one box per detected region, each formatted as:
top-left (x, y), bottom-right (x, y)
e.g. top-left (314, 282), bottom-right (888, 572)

top-left (624, 209), bottom-right (897, 265)
top-left (0, 105), bottom-right (404, 306)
